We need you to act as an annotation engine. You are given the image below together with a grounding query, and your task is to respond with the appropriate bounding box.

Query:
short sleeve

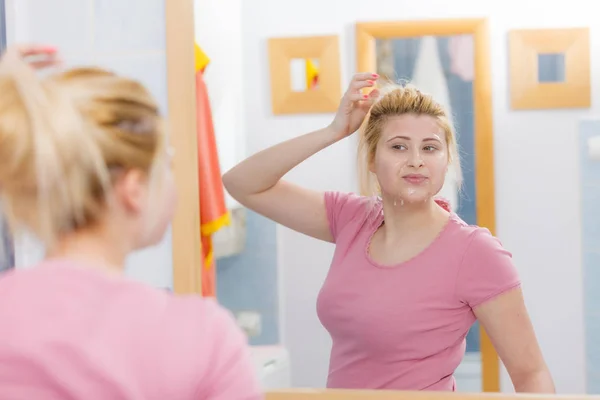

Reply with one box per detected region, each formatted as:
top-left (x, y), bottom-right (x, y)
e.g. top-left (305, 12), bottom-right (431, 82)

top-left (455, 228), bottom-right (521, 309)
top-left (324, 191), bottom-right (371, 242)
top-left (197, 300), bottom-right (263, 400)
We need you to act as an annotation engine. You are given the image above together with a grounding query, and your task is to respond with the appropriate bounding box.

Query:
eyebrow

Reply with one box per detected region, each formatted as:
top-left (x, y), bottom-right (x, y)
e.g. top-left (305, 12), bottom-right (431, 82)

top-left (386, 135), bottom-right (442, 143)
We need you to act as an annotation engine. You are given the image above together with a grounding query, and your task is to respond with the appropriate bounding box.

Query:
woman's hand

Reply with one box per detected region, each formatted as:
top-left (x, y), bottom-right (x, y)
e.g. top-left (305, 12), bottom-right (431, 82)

top-left (1, 44), bottom-right (61, 70)
top-left (328, 72), bottom-right (380, 139)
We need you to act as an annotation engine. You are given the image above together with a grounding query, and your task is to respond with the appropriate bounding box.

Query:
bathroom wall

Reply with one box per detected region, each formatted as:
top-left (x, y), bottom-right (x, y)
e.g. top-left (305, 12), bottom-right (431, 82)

top-left (216, 211), bottom-right (280, 345)
top-left (5, 0), bottom-right (173, 289)
top-left (580, 119), bottom-right (600, 394)
top-left (241, 0), bottom-right (593, 393)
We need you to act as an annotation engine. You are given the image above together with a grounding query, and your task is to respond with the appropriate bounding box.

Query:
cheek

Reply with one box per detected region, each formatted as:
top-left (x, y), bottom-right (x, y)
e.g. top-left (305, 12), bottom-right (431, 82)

top-left (430, 152), bottom-right (449, 173)
top-left (157, 169), bottom-right (177, 222)
top-left (374, 148), bottom-right (406, 171)
top-left (143, 169), bottom-right (176, 229)
top-left (165, 173), bottom-right (177, 217)
top-left (426, 152), bottom-right (450, 188)
top-left (374, 153), bottom-right (400, 181)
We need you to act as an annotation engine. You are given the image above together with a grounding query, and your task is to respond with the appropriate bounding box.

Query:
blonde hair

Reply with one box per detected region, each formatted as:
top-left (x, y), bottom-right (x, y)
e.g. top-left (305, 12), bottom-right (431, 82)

top-left (0, 59), bottom-right (165, 247)
top-left (358, 83), bottom-right (462, 196)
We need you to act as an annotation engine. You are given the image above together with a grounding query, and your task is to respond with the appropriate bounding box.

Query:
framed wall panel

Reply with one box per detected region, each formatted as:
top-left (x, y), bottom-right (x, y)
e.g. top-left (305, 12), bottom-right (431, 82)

top-left (509, 28), bottom-right (590, 110)
top-left (268, 35), bottom-right (341, 114)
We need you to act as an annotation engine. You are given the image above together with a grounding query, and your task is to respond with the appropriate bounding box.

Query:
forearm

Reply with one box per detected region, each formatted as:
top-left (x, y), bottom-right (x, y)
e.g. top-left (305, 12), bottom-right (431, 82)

top-left (512, 369), bottom-right (555, 393)
top-left (222, 126), bottom-right (340, 197)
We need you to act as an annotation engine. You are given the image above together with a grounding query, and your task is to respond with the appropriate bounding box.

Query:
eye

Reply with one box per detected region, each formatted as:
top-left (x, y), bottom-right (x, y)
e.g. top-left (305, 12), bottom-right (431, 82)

top-left (423, 145), bottom-right (437, 152)
top-left (392, 144), bottom-right (407, 150)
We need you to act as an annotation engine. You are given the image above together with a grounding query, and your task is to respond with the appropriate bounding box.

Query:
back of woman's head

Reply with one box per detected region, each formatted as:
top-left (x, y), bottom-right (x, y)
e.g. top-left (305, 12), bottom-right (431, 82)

top-left (0, 59), bottom-right (164, 246)
top-left (358, 83), bottom-right (462, 196)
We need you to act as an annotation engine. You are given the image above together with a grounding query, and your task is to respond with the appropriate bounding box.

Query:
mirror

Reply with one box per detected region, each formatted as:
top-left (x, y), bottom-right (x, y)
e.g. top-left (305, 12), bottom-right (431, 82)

top-left (357, 18), bottom-right (496, 391)
top-left (290, 58), bottom-right (320, 92)
top-left (376, 33), bottom-right (480, 391)
top-left (538, 53), bottom-right (566, 83)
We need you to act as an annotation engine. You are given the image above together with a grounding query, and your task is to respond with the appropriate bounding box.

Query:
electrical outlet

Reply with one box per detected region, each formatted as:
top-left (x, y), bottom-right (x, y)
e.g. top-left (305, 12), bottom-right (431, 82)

top-left (236, 311), bottom-right (262, 337)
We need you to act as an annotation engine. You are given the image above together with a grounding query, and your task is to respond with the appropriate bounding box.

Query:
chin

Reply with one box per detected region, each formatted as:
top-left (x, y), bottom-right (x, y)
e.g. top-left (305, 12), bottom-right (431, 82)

top-left (135, 223), bottom-right (170, 250)
top-left (135, 234), bottom-right (165, 250)
top-left (398, 187), bottom-right (431, 201)
top-left (401, 194), bottom-right (431, 204)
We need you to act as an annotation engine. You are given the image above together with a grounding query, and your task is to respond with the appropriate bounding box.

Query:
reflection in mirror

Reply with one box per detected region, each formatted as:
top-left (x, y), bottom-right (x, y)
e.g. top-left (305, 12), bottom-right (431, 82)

top-left (538, 53), bottom-right (566, 83)
top-left (290, 58), bottom-right (320, 92)
top-left (375, 34), bottom-right (481, 392)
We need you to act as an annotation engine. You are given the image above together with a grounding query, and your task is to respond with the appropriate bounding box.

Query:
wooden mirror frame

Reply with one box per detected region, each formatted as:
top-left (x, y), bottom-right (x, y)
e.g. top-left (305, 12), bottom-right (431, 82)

top-left (165, 0), bottom-right (202, 294)
top-left (356, 18), bottom-right (498, 392)
top-left (266, 389), bottom-right (597, 399)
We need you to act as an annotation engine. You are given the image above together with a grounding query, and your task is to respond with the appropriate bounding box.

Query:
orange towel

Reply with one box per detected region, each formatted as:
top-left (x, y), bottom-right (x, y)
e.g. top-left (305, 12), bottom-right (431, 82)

top-left (195, 59), bottom-right (230, 297)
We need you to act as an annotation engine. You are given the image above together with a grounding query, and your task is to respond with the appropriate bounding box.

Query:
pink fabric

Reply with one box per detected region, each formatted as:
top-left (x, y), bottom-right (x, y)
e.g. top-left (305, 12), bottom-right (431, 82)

top-left (0, 260), bottom-right (263, 400)
top-left (317, 192), bottom-right (520, 391)
top-left (448, 35), bottom-right (474, 81)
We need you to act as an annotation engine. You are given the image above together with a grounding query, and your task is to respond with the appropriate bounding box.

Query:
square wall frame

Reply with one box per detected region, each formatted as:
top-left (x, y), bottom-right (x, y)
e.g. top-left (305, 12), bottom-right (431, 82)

top-left (268, 35), bottom-right (341, 114)
top-left (509, 27), bottom-right (590, 110)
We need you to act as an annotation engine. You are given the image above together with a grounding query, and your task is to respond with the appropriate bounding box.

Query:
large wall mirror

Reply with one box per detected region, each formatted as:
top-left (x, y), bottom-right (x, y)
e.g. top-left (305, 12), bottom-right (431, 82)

top-left (356, 18), bottom-right (496, 391)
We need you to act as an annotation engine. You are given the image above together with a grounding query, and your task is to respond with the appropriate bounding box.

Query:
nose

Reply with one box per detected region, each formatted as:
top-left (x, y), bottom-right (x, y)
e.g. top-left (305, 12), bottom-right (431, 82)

top-left (407, 149), bottom-right (424, 168)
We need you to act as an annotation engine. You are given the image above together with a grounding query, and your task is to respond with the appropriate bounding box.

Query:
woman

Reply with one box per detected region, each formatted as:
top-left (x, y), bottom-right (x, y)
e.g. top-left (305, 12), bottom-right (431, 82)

top-left (223, 73), bottom-right (554, 392)
top-left (0, 45), bottom-right (262, 400)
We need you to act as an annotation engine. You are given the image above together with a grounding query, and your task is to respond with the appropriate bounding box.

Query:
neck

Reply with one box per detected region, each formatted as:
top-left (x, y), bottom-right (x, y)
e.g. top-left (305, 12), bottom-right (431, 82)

top-left (46, 224), bottom-right (130, 274)
top-left (380, 196), bottom-right (447, 242)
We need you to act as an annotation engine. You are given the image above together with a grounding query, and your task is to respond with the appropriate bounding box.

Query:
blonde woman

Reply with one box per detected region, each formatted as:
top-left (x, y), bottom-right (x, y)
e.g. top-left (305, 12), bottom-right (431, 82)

top-left (223, 73), bottom-right (554, 392)
top-left (0, 45), bottom-right (262, 400)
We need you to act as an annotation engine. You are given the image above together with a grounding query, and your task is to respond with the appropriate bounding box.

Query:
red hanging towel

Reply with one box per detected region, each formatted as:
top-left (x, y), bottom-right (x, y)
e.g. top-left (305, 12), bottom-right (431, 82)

top-left (195, 55), bottom-right (230, 297)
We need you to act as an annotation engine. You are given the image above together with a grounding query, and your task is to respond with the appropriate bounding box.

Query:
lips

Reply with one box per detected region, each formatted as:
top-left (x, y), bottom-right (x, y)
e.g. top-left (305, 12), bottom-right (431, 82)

top-left (402, 174), bottom-right (428, 184)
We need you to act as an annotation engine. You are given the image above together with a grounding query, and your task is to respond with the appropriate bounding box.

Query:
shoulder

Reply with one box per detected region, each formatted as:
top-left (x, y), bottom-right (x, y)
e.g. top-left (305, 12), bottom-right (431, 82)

top-left (149, 296), bottom-right (261, 398)
top-left (325, 191), bottom-right (376, 210)
top-left (445, 215), bottom-right (507, 255)
top-left (173, 297), bottom-right (262, 399)
top-left (163, 296), bottom-right (248, 367)
top-left (324, 191), bottom-right (380, 222)
top-left (446, 217), bottom-right (516, 275)
top-left (462, 225), bottom-right (511, 259)
top-left (166, 295), bottom-right (241, 339)
top-left (453, 223), bottom-right (520, 307)
top-left (324, 191), bottom-right (381, 240)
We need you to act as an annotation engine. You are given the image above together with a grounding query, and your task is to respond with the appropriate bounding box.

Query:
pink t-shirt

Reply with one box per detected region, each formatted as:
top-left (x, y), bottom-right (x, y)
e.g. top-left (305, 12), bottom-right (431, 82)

top-left (317, 192), bottom-right (521, 391)
top-left (0, 259), bottom-right (263, 400)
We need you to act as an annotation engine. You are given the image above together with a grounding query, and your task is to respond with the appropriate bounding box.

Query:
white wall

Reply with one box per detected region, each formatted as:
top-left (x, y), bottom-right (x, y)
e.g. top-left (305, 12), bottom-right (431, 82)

top-left (6, 0), bottom-right (173, 289)
top-left (241, 0), bottom-right (593, 394)
top-left (194, 0), bottom-right (245, 209)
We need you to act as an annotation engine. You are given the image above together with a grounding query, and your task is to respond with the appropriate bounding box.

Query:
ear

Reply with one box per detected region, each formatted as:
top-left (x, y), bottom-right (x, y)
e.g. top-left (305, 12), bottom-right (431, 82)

top-left (113, 169), bottom-right (148, 214)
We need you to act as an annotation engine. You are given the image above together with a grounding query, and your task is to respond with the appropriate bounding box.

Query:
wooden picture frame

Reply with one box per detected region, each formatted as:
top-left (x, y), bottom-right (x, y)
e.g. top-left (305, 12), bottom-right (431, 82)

top-left (268, 35), bottom-right (342, 114)
top-left (165, 0), bottom-right (203, 294)
top-left (509, 27), bottom-right (590, 110)
top-left (356, 19), bottom-right (499, 392)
